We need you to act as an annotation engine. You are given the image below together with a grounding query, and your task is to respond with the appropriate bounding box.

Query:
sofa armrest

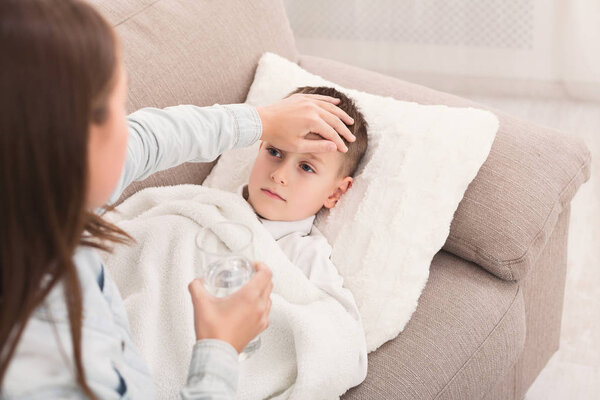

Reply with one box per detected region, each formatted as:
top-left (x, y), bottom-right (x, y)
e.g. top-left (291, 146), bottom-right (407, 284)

top-left (299, 55), bottom-right (592, 281)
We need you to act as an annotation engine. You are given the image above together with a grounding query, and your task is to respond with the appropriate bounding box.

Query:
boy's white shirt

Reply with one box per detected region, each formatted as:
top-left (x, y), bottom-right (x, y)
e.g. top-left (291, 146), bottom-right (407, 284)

top-left (236, 184), bottom-right (363, 322)
top-left (236, 184), bottom-right (368, 382)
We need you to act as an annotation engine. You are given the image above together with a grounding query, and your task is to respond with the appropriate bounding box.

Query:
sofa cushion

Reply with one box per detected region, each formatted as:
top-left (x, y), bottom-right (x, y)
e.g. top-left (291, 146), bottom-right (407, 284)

top-left (90, 0), bottom-right (298, 111)
top-left (90, 0), bottom-right (298, 202)
top-left (341, 250), bottom-right (526, 400)
top-left (299, 55), bottom-right (592, 281)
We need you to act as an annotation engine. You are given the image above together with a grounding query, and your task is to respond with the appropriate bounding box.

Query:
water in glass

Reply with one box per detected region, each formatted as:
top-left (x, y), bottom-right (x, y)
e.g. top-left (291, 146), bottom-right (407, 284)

top-left (196, 222), bottom-right (262, 360)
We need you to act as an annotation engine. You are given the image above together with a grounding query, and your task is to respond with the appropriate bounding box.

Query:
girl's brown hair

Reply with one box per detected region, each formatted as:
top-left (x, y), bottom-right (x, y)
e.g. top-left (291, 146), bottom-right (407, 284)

top-left (0, 0), bottom-right (133, 396)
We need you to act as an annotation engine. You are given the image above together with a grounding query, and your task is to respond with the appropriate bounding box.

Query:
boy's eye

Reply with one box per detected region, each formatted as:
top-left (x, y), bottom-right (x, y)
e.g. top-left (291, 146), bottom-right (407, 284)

top-left (267, 147), bottom-right (315, 173)
top-left (267, 147), bottom-right (281, 158)
top-left (300, 163), bottom-right (315, 173)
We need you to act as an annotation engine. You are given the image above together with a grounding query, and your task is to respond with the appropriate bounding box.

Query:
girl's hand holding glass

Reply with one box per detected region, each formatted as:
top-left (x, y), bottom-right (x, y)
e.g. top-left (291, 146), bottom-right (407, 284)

top-left (187, 263), bottom-right (272, 354)
top-left (189, 221), bottom-right (271, 358)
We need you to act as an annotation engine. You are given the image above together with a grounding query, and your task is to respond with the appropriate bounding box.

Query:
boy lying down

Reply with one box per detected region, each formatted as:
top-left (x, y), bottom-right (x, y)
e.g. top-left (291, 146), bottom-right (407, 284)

top-left (240, 85), bottom-right (369, 385)
top-left (101, 85), bottom-right (369, 398)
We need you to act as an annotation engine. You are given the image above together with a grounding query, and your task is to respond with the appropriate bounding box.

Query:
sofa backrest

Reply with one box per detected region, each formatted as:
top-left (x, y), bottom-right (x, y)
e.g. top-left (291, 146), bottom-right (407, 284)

top-left (88, 0), bottom-right (297, 201)
top-left (90, 0), bottom-right (298, 112)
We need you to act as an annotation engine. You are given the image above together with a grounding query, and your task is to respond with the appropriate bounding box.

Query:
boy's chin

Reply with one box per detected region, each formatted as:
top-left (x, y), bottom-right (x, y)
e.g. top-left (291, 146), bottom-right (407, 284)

top-left (252, 204), bottom-right (279, 221)
top-left (254, 208), bottom-right (272, 220)
top-left (255, 209), bottom-right (287, 221)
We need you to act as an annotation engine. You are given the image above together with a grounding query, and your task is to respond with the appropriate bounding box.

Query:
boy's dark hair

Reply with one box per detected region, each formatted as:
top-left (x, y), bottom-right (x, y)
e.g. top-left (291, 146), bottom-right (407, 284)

top-left (286, 86), bottom-right (368, 177)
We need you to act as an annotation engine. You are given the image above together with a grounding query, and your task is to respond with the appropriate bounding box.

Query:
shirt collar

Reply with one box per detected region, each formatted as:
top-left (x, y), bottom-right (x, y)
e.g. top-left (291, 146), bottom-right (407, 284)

top-left (237, 184), bottom-right (315, 240)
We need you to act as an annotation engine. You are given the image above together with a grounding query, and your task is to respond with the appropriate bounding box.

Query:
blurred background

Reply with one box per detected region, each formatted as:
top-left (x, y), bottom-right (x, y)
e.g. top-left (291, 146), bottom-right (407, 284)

top-left (283, 0), bottom-right (600, 101)
top-left (282, 1), bottom-right (599, 398)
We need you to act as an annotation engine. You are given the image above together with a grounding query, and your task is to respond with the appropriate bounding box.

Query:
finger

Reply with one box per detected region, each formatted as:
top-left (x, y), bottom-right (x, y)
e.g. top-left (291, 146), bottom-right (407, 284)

top-left (264, 297), bottom-right (272, 316)
top-left (259, 279), bottom-right (273, 300)
top-left (303, 119), bottom-right (347, 153)
top-left (188, 279), bottom-right (207, 303)
top-left (257, 264), bottom-right (274, 299)
top-left (301, 93), bottom-right (341, 104)
top-left (319, 109), bottom-right (355, 145)
top-left (254, 261), bottom-right (272, 279)
top-left (297, 138), bottom-right (338, 154)
top-left (315, 99), bottom-right (355, 129)
top-left (246, 262), bottom-right (272, 293)
top-left (314, 116), bottom-right (348, 152)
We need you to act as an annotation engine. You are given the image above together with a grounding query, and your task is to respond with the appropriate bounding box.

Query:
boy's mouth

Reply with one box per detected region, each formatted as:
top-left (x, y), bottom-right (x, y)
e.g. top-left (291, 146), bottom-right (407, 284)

top-left (261, 188), bottom-right (286, 201)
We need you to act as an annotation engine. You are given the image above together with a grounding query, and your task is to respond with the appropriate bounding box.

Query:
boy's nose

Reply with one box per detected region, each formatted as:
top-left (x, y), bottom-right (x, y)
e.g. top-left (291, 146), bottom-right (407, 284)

top-left (270, 167), bottom-right (287, 185)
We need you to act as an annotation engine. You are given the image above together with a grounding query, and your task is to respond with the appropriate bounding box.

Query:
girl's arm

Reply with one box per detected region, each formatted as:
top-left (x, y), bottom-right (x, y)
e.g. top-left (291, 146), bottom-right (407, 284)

top-left (106, 103), bottom-right (261, 206)
top-left (180, 340), bottom-right (240, 399)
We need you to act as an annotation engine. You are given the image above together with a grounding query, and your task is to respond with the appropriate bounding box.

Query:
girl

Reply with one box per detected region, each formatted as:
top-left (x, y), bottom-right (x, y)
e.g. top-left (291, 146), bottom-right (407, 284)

top-left (0, 0), bottom-right (355, 398)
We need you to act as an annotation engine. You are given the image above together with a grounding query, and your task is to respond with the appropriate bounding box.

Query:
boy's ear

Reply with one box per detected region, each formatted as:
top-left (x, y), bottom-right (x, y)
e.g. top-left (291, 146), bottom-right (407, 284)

top-left (323, 177), bottom-right (353, 209)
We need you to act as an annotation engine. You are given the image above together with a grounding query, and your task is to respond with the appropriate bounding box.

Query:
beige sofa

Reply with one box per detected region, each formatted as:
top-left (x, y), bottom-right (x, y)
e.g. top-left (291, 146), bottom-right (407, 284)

top-left (91, 0), bottom-right (592, 398)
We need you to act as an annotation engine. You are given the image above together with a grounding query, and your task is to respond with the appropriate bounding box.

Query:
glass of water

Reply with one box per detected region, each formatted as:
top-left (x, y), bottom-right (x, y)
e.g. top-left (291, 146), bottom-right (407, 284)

top-left (195, 221), bottom-right (261, 360)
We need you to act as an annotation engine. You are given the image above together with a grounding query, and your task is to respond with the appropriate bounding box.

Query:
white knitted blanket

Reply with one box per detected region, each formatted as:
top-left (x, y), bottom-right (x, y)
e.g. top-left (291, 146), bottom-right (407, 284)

top-left (100, 184), bottom-right (365, 400)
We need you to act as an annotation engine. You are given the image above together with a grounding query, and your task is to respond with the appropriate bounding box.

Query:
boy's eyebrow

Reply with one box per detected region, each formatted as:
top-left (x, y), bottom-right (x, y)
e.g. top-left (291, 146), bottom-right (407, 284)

top-left (304, 153), bottom-right (325, 165)
top-left (270, 145), bottom-right (325, 165)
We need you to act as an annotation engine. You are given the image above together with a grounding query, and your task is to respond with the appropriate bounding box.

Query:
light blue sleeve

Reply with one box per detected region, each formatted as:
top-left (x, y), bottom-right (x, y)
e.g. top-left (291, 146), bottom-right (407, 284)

top-left (180, 340), bottom-right (240, 400)
top-left (106, 103), bottom-right (262, 207)
top-left (100, 102), bottom-right (259, 398)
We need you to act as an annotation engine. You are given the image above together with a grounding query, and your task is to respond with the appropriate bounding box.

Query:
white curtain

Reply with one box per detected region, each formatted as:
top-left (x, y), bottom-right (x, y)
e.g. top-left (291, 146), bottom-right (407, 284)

top-left (283, 0), bottom-right (600, 101)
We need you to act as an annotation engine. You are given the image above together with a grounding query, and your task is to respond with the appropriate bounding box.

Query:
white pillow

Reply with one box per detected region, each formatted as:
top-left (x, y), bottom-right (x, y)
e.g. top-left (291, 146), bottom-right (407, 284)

top-left (203, 52), bottom-right (498, 352)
